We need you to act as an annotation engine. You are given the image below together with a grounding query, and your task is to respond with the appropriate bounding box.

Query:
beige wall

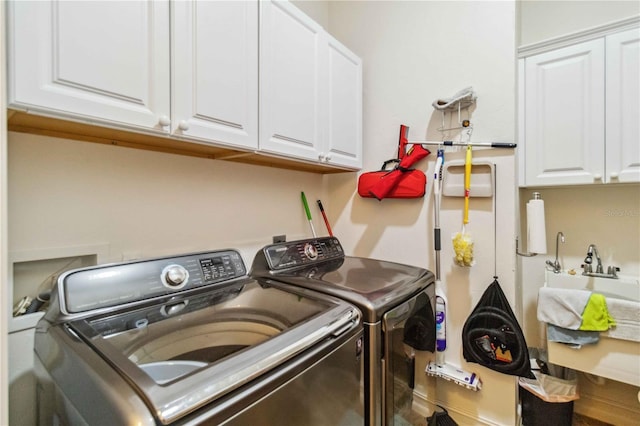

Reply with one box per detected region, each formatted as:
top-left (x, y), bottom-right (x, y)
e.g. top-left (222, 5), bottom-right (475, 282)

top-left (8, 133), bottom-right (328, 266)
top-left (327, 1), bottom-right (519, 424)
top-left (519, 0), bottom-right (640, 45)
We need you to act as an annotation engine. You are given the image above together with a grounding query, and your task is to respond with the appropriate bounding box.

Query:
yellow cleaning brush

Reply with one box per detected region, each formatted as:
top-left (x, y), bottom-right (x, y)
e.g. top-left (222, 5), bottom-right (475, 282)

top-left (453, 145), bottom-right (474, 266)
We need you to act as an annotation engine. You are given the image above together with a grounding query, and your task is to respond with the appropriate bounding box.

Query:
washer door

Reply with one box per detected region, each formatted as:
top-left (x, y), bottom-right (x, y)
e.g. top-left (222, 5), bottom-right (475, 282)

top-left (382, 288), bottom-right (435, 425)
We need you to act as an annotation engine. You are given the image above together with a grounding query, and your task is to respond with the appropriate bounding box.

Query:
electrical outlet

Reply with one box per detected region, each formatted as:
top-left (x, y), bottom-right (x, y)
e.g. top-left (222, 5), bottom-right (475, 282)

top-left (272, 235), bottom-right (286, 243)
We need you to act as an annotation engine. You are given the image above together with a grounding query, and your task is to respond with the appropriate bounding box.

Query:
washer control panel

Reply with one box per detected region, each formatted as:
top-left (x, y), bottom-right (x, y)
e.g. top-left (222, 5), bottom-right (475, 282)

top-left (263, 237), bottom-right (344, 270)
top-left (60, 250), bottom-right (246, 314)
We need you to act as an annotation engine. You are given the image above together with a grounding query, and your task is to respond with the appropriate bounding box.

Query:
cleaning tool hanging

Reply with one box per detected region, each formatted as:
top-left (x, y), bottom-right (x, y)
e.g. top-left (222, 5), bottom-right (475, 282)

top-left (358, 125), bottom-right (430, 200)
top-left (316, 199), bottom-right (333, 237)
top-left (426, 149), bottom-right (481, 391)
top-left (452, 145), bottom-right (474, 266)
top-left (461, 164), bottom-right (536, 379)
top-left (300, 191), bottom-right (316, 238)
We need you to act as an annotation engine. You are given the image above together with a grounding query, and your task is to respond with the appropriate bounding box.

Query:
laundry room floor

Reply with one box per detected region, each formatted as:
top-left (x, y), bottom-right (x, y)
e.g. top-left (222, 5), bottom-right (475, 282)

top-left (572, 413), bottom-right (613, 426)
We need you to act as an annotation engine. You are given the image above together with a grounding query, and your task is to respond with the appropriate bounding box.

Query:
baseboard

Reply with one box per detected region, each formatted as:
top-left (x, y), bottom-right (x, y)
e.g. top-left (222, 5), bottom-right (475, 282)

top-left (574, 392), bottom-right (640, 426)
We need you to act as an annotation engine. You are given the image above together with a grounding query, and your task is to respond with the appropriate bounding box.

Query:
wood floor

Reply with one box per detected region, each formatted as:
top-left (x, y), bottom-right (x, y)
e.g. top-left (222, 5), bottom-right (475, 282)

top-left (572, 413), bottom-right (614, 426)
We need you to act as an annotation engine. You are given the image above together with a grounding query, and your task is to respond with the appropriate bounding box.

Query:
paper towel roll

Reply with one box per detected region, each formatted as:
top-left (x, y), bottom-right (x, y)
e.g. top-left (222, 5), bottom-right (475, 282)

top-left (527, 199), bottom-right (547, 254)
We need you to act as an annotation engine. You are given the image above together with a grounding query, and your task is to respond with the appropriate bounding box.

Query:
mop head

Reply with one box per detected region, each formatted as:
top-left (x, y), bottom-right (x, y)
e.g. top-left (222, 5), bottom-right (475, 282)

top-left (426, 361), bottom-right (482, 391)
top-left (452, 231), bottom-right (474, 267)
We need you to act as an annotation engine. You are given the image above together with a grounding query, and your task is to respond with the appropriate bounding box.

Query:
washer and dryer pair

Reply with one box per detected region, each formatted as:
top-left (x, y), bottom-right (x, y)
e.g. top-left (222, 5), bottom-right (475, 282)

top-left (35, 237), bottom-right (434, 426)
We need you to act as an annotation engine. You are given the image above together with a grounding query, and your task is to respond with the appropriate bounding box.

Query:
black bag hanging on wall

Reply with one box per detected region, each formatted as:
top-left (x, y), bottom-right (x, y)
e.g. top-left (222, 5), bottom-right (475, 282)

top-left (462, 278), bottom-right (535, 379)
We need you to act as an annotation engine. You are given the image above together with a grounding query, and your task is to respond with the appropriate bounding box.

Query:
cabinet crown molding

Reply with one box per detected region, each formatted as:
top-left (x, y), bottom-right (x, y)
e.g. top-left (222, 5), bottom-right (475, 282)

top-left (518, 15), bottom-right (639, 58)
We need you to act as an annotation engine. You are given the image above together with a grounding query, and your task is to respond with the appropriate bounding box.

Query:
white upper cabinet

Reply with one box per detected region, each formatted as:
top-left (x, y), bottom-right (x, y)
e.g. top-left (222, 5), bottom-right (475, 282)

top-left (7, 0), bottom-right (362, 171)
top-left (7, 0), bottom-right (171, 132)
top-left (325, 35), bottom-right (363, 169)
top-left (520, 25), bottom-right (640, 187)
top-left (259, 1), bottom-right (325, 161)
top-left (523, 39), bottom-right (606, 186)
top-left (172, 1), bottom-right (258, 149)
top-left (606, 28), bottom-right (640, 183)
top-left (259, 1), bottom-right (362, 169)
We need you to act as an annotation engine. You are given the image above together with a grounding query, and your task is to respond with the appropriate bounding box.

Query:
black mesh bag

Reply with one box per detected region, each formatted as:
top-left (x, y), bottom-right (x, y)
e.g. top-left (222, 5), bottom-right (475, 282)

top-left (462, 279), bottom-right (535, 379)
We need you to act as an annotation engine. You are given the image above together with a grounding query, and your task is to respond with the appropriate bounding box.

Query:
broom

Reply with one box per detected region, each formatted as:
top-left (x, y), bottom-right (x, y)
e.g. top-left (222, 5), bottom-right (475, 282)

top-left (453, 145), bottom-right (474, 266)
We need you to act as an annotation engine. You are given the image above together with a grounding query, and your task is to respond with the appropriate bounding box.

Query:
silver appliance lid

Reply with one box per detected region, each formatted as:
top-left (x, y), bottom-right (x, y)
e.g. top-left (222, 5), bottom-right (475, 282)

top-left (251, 237), bottom-right (435, 322)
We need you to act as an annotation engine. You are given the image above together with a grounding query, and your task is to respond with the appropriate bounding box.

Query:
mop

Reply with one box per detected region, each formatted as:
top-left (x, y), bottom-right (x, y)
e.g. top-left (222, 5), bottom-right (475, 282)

top-left (426, 149), bottom-right (482, 391)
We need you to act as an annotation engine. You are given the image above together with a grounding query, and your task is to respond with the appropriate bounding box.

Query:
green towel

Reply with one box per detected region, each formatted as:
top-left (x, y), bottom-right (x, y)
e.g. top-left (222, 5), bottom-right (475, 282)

top-left (580, 293), bottom-right (616, 331)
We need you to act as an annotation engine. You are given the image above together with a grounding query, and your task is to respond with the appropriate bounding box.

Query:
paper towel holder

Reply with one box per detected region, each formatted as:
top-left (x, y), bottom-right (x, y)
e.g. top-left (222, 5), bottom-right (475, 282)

top-left (516, 192), bottom-right (543, 257)
top-left (516, 238), bottom-right (538, 257)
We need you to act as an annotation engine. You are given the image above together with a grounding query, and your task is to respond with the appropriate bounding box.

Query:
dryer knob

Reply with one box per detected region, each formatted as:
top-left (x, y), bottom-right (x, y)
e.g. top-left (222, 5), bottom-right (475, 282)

top-left (162, 264), bottom-right (189, 288)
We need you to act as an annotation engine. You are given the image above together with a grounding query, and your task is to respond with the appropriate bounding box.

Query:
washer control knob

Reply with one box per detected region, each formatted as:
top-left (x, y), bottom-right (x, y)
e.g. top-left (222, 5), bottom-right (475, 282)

top-left (162, 264), bottom-right (189, 289)
top-left (304, 243), bottom-right (318, 260)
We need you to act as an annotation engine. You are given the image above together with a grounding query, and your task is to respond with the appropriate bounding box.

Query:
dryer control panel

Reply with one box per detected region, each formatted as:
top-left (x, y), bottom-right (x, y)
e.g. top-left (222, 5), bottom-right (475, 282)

top-left (262, 237), bottom-right (344, 270)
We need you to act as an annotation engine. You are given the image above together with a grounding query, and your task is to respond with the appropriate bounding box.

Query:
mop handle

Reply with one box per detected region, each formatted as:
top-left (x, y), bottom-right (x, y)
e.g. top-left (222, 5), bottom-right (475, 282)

top-left (463, 145), bottom-right (472, 225)
top-left (434, 151), bottom-right (444, 281)
top-left (301, 192), bottom-right (317, 238)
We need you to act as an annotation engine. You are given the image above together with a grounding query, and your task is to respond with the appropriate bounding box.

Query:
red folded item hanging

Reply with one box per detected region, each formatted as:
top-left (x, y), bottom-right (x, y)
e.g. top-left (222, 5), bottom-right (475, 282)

top-left (358, 164), bottom-right (427, 200)
top-left (358, 125), bottom-right (431, 200)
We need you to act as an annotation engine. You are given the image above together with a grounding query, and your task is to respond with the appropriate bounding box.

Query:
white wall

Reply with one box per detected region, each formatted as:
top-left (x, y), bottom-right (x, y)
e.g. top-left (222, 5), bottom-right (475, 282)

top-left (327, 2), bottom-right (519, 424)
top-left (0, 1), bottom-right (10, 423)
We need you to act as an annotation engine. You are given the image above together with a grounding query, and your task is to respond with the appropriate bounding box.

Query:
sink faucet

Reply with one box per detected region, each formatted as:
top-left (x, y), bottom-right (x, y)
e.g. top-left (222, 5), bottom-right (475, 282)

top-left (584, 244), bottom-right (603, 274)
top-left (546, 232), bottom-right (565, 273)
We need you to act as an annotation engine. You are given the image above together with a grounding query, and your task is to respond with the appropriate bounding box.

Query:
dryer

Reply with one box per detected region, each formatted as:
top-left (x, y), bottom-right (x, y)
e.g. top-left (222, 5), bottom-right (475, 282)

top-left (251, 237), bottom-right (436, 426)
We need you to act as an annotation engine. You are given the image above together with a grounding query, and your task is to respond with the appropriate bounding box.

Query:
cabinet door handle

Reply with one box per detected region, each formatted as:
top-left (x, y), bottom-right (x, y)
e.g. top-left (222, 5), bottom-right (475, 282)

top-left (178, 120), bottom-right (190, 131)
top-left (325, 153), bottom-right (332, 162)
top-left (610, 172), bottom-right (619, 180)
top-left (594, 173), bottom-right (603, 181)
top-left (158, 115), bottom-right (171, 127)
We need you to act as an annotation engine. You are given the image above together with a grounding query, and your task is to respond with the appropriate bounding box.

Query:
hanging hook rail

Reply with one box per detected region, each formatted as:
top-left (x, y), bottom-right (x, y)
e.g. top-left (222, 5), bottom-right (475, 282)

top-left (407, 140), bottom-right (517, 149)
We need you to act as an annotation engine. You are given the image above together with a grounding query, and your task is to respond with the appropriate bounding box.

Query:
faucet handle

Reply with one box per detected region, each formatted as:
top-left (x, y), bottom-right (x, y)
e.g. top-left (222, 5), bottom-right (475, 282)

top-left (582, 263), bottom-right (592, 274)
top-left (607, 266), bottom-right (620, 278)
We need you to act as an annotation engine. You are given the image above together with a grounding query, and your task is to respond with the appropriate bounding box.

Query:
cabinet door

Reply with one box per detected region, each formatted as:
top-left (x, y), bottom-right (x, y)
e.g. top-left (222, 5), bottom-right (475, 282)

top-left (606, 28), bottom-right (640, 183)
top-left (325, 36), bottom-right (363, 169)
top-left (7, 1), bottom-right (170, 131)
top-left (524, 39), bottom-right (605, 186)
top-left (172, 1), bottom-right (258, 149)
top-left (259, 0), bottom-right (325, 161)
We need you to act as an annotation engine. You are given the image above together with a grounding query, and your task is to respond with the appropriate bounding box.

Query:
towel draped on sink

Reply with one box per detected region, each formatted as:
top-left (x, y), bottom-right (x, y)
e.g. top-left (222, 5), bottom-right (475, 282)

top-left (537, 287), bottom-right (616, 331)
top-left (603, 297), bottom-right (640, 342)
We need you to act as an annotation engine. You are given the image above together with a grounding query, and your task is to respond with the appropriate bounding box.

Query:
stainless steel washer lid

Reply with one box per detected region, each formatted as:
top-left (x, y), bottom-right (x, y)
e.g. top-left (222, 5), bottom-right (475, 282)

top-left (251, 237), bottom-right (435, 322)
top-left (67, 281), bottom-right (361, 424)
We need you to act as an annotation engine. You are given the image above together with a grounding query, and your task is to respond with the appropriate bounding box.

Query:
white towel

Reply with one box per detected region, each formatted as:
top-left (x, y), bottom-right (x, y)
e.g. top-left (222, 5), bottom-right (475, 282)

top-left (432, 87), bottom-right (476, 111)
top-left (537, 287), bottom-right (592, 330)
top-left (603, 297), bottom-right (640, 342)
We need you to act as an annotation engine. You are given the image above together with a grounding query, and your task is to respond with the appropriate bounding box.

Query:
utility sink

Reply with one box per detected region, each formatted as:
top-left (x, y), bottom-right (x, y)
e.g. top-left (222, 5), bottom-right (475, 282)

top-left (543, 270), bottom-right (640, 387)
top-left (545, 270), bottom-right (640, 301)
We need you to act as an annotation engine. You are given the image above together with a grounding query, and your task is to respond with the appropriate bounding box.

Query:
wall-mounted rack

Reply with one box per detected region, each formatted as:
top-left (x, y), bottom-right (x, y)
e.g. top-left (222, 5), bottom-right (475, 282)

top-left (407, 140), bottom-right (517, 149)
